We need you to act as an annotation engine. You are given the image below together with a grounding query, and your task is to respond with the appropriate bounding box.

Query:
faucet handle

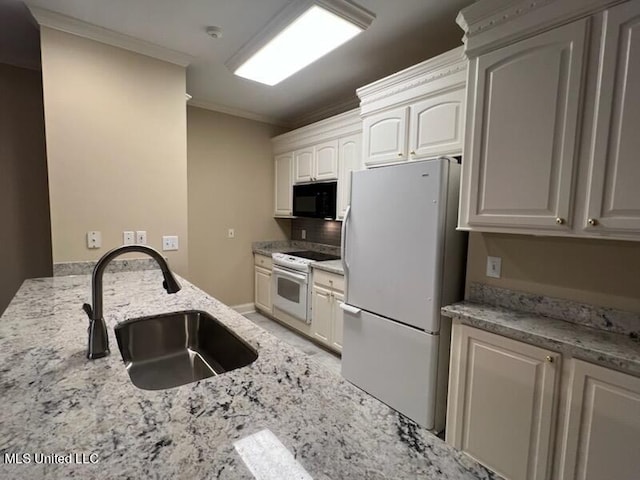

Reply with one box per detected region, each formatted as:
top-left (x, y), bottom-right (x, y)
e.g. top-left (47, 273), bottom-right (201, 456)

top-left (82, 303), bottom-right (93, 320)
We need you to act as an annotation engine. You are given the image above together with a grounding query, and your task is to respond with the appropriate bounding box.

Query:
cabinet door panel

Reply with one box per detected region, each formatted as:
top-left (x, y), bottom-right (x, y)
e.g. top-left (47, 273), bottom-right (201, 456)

top-left (295, 148), bottom-right (314, 183)
top-left (586, 2), bottom-right (640, 234)
top-left (311, 285), bottom-right (332, 345)
top-left (558, 360), bottom-right (640, 480)
top-left (274, 153), bottom-right (293, 217)
top-left (467, 19), bottom-right (587, 229)
top-left (363, 106), bottom-right (408, 166)
top-left (409, 89), bottom-right (464, 159)
top-left (337, 134), bottom-right (361, 219)
top-left (315, 140), bottom-right (339, 181)
top-left (254, 266), bottom-right (272, 314)
top-left (448, 326), bottom-right (558, 480)
top-left (331, 291), bottom-right (344, 353)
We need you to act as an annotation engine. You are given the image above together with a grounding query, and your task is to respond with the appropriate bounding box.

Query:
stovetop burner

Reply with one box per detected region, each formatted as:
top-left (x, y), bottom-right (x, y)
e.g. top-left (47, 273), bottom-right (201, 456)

top-left (288, 250), bottom-right (340, 262)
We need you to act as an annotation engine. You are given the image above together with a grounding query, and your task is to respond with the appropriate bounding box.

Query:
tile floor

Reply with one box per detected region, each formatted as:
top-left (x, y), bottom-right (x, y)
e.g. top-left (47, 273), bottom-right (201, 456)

top-left (244, 311), bottom-right (342, 375)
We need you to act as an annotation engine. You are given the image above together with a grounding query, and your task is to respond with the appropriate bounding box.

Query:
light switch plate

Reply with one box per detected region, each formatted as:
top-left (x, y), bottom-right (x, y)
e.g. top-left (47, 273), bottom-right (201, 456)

top-left (162, 235), bottom-right (179, 251)
top-left (228, 228), bottom-right (235, 239)
top-left (123, 231), bottom-right (135, 245)
top-left (486, 256), bottom-right (502, 278)
top-left (136, 230), bottom-right (147, 245)
top-left (87, 231), bottom-right (101, 249)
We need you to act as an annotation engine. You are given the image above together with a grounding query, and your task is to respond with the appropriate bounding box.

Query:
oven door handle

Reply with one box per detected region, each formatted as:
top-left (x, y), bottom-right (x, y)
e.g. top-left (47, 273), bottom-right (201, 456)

top-left (272, 266), bottom-right (307, 283)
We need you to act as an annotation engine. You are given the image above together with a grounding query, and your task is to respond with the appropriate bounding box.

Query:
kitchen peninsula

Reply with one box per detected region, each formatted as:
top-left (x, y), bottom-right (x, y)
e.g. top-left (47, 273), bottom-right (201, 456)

top-left (0, 270), bottom-right (500, 480)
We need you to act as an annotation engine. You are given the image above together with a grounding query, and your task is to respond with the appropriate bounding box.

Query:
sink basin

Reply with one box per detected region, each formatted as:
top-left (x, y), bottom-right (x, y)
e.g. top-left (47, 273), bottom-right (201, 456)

top-left (114, 310), bottom-right (258, 390)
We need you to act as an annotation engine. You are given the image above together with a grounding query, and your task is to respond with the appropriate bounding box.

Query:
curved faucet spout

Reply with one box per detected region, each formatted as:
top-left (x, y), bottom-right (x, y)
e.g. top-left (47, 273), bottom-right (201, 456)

top-left (84, 245), bottom-right (182, 359)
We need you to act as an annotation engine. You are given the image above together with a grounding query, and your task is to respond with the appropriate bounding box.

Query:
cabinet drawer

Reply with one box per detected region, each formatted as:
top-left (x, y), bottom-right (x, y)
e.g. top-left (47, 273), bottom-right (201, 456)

top-left (313, 269), bottom-right (344, 292)
top-left (254, 254), bottom-right (273, 269)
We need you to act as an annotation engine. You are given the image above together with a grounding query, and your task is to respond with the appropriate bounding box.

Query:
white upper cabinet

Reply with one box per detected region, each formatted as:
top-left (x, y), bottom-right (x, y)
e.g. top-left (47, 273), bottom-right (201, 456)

top-left (362, 106), bottom-right (409, 166)
top-left (409, 88), bottom-right (465, 159)
top-left (294, 148), bottom-right (314, 183)
top-left (337, 133), bottom-right (361, 220)
top-left (274, 153), bottom-right (293, 217)
top-left (585, 1), bottom-right (640, 235)
top-left (272, 110), bottom-right (362, 218)
top-left (458, 0), bottom-right (640, 241)
top-left (358, 47), bottom-right (467, 168)
top-left (314, 140), bottom-right (339, 181)
top-left (465, 19), bottom-right (587, 230)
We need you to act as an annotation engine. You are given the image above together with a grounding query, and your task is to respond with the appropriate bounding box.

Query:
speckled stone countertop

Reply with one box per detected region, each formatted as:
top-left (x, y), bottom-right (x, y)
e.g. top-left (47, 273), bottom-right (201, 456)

top-left (0, 271), bottom-right (499, 480)
top-left (442, 284), bottom-right (640, 377)
top-left (310, 260), bottom-right (344, 275)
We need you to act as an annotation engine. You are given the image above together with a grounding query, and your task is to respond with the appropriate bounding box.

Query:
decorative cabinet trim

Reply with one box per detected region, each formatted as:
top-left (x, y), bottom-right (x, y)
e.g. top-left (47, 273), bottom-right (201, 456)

top-left (272, 109), bottom-right (361, 155)
top-left (357, 47), bottom-right (467, 116)
top-left (457, 0), bottom-right (627, 56)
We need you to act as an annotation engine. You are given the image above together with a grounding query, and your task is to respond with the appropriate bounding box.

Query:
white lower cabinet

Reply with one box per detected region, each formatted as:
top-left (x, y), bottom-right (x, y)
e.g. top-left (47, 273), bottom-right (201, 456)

top-left (310, 269), bottom-right (344, 353)
top-left (253, 254), bottom-right (273, 314)
top-left (447, 323), bottom-right (559, 480)
top-left (447, 322), bottom-right (640, 480)
top-left (556, 359), bottom-right (640, 480)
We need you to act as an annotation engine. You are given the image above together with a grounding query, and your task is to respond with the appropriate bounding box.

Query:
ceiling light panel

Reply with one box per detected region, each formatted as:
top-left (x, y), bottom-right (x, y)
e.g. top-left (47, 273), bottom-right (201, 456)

top-left (229, 1), bottom-right (374, 86)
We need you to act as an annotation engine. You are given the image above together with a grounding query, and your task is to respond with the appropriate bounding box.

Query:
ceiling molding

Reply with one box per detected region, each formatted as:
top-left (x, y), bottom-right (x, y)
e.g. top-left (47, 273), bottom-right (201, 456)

top-left (187, 98), bottom-right (290, 127)
top-left (289, 96), bottom-right (360, 129)
top-left (27, 6), bottom-right (195, 67)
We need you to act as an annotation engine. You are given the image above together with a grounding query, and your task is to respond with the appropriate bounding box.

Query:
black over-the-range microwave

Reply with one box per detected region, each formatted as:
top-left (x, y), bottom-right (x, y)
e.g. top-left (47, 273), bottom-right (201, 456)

top-left (292, 181), bottom-right (337, 219)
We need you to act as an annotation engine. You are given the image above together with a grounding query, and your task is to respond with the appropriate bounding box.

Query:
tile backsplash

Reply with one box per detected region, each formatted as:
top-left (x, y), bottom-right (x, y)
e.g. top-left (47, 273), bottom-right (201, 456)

top-left (291, 218), bottom-right (342, 246)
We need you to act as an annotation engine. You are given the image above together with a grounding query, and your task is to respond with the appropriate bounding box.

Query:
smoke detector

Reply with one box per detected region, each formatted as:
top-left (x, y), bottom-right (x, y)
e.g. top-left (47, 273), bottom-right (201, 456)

top-left (206, 26), bottom-right (223, 39)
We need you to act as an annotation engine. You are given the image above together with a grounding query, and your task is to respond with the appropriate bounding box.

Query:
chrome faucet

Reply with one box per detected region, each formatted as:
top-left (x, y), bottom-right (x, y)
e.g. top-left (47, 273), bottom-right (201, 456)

top-left (82, 245), bottom-right (182, 359)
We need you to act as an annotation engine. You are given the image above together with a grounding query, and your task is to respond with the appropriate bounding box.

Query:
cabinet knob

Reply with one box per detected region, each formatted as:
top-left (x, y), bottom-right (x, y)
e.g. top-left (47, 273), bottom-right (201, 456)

top-left (545, 355), bottom-right (554, 363)
top-left (587, 218), bottom-right (598, 226)
top-left (410, 150), bottom-right (416, 155)
top-left (555, 217), bottom-right (565, 225)
top-left (397, 153), bottom-right (403, 157)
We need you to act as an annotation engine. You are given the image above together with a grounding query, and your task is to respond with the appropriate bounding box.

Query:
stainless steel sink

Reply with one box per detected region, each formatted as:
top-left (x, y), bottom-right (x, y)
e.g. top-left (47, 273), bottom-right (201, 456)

top-left (114, 310), bottom-right (258, 390)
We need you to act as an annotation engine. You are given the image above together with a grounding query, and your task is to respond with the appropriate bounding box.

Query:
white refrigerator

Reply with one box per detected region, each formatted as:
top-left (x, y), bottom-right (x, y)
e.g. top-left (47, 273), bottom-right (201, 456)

top-left (340, 157), bottom-right (466, 431)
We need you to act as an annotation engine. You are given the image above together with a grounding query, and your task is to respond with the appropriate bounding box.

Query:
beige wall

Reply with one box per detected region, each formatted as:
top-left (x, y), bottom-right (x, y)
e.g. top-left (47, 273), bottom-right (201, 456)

top-left (187, 106), bottom-right (288, 306)
top-left (466, 232), bottom-right (640, 313)
top-left (0, 63), bottom-right (52, 314)
top-left (39, 28), bottom-right (189, 275)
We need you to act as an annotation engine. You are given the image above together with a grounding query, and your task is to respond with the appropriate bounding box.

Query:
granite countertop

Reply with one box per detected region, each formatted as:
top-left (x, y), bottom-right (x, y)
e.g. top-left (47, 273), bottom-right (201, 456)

top-left (442, 302), bottom-right (640, 377)
top-left (310, 259), bottom-right (344, 275)
top-left (0, 271), bottom-right (498, 479)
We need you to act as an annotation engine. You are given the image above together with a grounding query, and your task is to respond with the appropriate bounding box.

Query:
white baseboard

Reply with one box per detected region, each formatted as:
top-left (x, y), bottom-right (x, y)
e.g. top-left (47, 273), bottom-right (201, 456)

top-left (232, 303), bottom-right (256, 314)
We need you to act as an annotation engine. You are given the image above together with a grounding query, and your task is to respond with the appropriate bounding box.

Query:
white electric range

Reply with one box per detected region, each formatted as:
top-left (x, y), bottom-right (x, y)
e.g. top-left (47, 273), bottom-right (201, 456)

top-left (271, 250), bottom-right (340, 323)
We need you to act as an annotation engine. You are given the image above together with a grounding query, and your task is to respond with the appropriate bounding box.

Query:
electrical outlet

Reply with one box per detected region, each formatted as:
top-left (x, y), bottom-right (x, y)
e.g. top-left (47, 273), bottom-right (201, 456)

top-left (486, 256), bottom-right (502, 279)
top-left (301, 229), bottom-right (306, 240)
top-left (162, 235), bottom-right (179, 251)
top-left (87, 231), bottom-right (101, 249)
top-left (228, 228), bottom-right (235, 239)
top-left (123, 231), bottom-right (135, 245)
top-left (136, 230), bottom-right (147, 245)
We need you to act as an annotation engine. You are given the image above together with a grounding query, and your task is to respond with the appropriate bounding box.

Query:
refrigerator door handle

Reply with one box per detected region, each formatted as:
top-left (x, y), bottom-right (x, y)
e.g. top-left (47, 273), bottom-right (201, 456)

top-left (341, 205), bottom-right (351, 274)
top-left (339, 303), bottom-right (361, 314)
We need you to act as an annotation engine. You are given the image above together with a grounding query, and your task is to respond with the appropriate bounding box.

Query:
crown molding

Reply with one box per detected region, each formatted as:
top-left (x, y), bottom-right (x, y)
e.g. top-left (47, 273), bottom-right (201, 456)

top-left (272, 107), bottom-right (361, 154)
top-left (356, 46), bottom-right (467, 114)
top-left (187, 98), bottom-right (290, 127)
top-left (27, 6), bottom-right (195, 67)
top-left (457, 0), bottom-right (627, 57)
top-left (288, 96), bottom-right (360, 129)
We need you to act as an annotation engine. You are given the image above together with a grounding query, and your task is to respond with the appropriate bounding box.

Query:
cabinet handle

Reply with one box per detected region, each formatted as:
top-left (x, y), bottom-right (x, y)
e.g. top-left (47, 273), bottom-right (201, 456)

top-left (555, 217), bottom-right (565, 225)
top-left (587, 218), bottom-right (598, 226)
top-left (545, 355), bottom-right (554, 363)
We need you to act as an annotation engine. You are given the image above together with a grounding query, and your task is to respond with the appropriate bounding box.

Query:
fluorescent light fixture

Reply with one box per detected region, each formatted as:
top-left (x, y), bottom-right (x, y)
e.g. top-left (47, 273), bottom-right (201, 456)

top-left (227, 1), bottom-right (375, 86)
